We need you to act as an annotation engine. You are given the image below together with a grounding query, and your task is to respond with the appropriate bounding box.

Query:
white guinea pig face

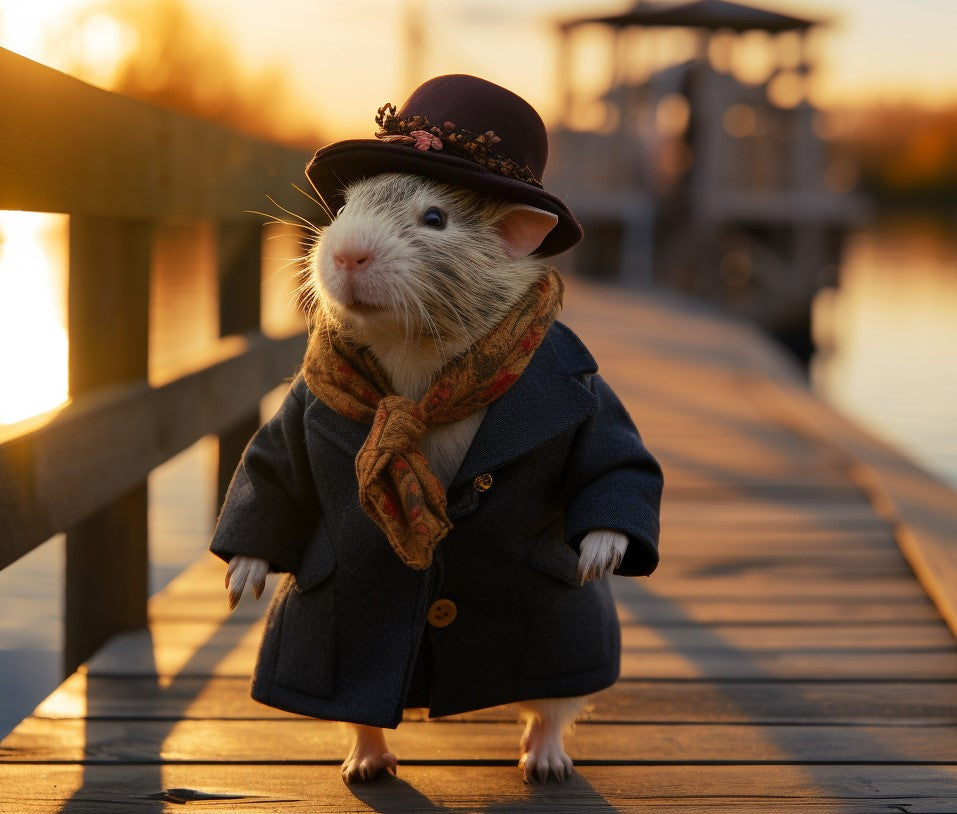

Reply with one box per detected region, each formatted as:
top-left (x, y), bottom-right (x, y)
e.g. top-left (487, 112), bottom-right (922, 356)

top-left (309, 173), bottom-right (550, 348)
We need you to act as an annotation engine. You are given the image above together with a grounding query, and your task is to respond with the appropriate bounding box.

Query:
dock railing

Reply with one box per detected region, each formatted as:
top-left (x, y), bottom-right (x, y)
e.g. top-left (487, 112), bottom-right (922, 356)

top-left (0, 48), bottom-right (314, 676)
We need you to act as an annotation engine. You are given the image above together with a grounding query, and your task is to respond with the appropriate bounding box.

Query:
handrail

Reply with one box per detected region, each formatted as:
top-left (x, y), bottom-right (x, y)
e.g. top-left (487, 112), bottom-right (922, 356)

top-left (0, 331), bottom-right (305, 572)
top-left (0, 47), bottom-right (319, 674)
top-left (0, 48), bottom-right (313, 218)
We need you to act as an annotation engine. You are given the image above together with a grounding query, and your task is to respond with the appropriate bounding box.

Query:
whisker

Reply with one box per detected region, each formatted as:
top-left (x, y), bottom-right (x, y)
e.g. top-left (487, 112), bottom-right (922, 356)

top-left (262, 196), bottom-right (323, 236)
top-left (292, 182), bottom-right (327, 211)
top-left (263, 252), bottom-right (309, 286)
top-left (304, 175), bottom-right (335, 220)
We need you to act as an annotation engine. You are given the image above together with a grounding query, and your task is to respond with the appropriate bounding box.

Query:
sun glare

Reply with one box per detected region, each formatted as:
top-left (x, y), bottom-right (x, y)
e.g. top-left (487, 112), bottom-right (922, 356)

top-left (0, 212), bottom-right (70, 425)
top-left (73, 11), bottom-right (139, 87)
top-left (0, 0), bottom-right (134, 88)
top-left (0, 1), bottom-right (86, 60)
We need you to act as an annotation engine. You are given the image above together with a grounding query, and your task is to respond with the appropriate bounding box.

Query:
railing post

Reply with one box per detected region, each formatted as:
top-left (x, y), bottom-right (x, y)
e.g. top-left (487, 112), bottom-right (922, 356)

top-left (216, 221), bottom-right (263, 507)
top-left (64, 215), bottom-right (152, 677)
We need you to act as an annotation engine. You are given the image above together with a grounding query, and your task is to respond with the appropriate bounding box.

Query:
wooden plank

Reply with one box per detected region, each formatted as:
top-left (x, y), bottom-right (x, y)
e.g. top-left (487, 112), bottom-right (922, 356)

top-left (658, 475), bottom-right (863, 498)
top-left (153, 591), bottom-right (942, 627)
top-left (656, 526), bottom-right (900, 549)
top-left (660, 499), bottom-right (885, 531)
top-left (183, 558), bottom-right (936, 602)
top-left (81, 616), bottom-right (957, 656)
top-left (1, 764), bottom-right (955, 814)
top-left (76, 620), bottom-right (957, 682)
top-left (149, 556), bottom-right (944, 627)
top-left (645, 575), bottom-right (928, 598)
top-left (659, 548), bottom-right (913, 575)
top-left (0, 332), bottom-right (304, 570)
top-left (4, 717), bottom-right (956, 764)
top-left (615, 595), bottom-right (941, 625)
top-left (755, 375), bottom-right (957, 643)
top-left (627, 649), bottom-right (957, 680)
top-left (31, 674), bottom-right (957, 725)
top-left (0, 48), bottom-right (316, 219)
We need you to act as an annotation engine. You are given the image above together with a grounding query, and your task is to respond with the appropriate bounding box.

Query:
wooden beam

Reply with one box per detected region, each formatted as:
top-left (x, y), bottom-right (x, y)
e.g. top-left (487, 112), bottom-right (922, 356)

top-left (64, 215), bottom-right (151, 676)
top-left (0, 48), bottom-right (317, 220)
top-left (216, 221), bottom-right (265, 507)
top-left (0, 332), bottom-right (305, 572)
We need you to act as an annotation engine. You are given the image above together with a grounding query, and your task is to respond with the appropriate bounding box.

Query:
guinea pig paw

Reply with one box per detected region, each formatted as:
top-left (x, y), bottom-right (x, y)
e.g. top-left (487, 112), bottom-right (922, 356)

top-left (340, 750), bottom-right (398, 784)
top-left (519, 714), bottom-right (574, 783)
top-left (225, 556), bottom-right (269, 611)
top-left (577, 529), bottom-right (628, 584)
top-left (519, 740), bottom-right (574, 783)
top-left (341, 725), bottom-right (398, 784)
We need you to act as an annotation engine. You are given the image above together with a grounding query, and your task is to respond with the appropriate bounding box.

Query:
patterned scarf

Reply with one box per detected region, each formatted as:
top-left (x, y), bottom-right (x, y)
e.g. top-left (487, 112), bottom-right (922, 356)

top-left (302, 269), bottom-right (564, 570)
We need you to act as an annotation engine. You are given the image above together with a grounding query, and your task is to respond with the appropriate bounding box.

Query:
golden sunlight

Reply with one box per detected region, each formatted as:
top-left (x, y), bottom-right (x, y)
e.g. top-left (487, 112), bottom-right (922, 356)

top-left (0, 0), bottom-right (134, 88)
top-left (0, 212), bottom-right (70, 424)
top-left (0, 0), bottom-right (87, 61)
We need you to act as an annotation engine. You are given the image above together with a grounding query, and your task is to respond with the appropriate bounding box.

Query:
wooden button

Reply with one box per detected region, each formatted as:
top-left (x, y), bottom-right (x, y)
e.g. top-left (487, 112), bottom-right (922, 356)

top-left (473, 473), bottom-right (493, 492)
top-left (427, 599), bottom-right (457, 628)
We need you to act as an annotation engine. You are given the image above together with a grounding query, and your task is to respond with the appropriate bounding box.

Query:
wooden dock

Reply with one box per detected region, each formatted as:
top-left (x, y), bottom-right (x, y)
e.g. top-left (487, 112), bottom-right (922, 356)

top-left (2, 277), bottom-right (956, 812)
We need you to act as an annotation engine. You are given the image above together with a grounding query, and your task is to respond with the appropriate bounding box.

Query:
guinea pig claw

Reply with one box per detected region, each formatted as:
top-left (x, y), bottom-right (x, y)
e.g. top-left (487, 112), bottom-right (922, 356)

top-left (577, 529), bottom-right (628, 584)
top-left (226, 571), bottom-right (247, 612)
top-left (225, 556), bottom-right (269, 610)
top-left (520, 750), bottom-right (574, 784)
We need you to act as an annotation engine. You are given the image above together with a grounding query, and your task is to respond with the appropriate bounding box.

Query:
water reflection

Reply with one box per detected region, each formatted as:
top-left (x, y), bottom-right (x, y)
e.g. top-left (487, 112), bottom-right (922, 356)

top-left (812, 217), bottom-right (957, 487)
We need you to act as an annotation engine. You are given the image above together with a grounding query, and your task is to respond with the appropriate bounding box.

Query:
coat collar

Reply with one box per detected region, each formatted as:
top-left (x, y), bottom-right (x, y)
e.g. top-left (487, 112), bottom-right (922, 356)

top-left (302, 321), bottom-right (599, 483)
top-left (450, 321), bottom-right (598, 487)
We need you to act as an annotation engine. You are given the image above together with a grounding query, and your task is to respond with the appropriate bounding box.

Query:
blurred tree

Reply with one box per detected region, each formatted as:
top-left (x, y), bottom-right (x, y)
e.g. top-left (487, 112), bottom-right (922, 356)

top-left (56, 0), bottom-right (323, 148)
top-left (830, 104), bottom-right (957, 209)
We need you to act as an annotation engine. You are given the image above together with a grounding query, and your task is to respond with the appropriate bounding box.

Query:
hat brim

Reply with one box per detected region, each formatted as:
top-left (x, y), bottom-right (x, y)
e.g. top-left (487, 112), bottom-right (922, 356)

top-left (305, 140), bottom-right (582, 258)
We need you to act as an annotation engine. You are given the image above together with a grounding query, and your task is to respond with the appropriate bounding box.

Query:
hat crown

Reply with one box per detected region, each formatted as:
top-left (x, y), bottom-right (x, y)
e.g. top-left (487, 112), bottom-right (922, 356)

top-left (304, 74), bottom-right (582, 256)
top-left (397, 75), bottom-right (549, 184)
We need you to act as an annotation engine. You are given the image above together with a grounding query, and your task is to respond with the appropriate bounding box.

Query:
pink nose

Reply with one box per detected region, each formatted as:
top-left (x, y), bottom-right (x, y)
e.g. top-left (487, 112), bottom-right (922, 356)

top-left (333, 249), bottom-right (371, 273)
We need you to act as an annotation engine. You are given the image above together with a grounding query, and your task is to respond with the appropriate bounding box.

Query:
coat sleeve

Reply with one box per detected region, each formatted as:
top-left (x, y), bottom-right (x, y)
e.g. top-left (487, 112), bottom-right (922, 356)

top-left (562, 373), bottom-right (663, 577)
top-left (210, 377), bottom-right (320, 574)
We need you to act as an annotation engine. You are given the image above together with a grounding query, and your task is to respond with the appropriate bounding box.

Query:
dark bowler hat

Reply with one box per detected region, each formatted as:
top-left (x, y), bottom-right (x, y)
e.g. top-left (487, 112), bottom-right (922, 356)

top-left (305, 74), bottom-right (582, 257)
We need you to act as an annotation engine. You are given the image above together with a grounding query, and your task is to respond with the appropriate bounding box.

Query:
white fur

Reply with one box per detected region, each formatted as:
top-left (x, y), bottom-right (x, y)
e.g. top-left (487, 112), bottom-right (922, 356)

top-left (227, 173), bottom-right (627, 783)
top-left (340, 724), bottom-right (397, 783)
top-left (225, 555), bottom-right (269, 611)
top-left (517, 697), bottom-right (582, 783)
top-left (578, 529), bottom-right (629, 584)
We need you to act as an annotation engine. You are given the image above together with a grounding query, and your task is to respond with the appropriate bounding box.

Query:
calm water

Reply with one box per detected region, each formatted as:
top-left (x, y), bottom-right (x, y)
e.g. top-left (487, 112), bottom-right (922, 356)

top-left (1, 217), bottom-right (956, 738)
top-left (811, 217), bottom-right (957, 488)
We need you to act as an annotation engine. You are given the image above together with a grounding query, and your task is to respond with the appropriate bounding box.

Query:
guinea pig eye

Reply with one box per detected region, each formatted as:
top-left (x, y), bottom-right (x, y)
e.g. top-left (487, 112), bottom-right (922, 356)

top-left (420, 206), bottom-right (447, 230)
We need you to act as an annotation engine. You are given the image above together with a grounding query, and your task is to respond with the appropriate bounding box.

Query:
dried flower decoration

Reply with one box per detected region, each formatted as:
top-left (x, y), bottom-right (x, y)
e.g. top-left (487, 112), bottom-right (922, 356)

top-left (374, 103), bottom-right (542, 188)
top-left (410, 130), bottom-right (443, 151)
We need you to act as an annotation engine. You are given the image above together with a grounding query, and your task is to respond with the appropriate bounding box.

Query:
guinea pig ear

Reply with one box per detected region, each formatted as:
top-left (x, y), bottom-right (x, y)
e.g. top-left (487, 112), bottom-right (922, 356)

top-left (496, 205), bottom-right (560, 259)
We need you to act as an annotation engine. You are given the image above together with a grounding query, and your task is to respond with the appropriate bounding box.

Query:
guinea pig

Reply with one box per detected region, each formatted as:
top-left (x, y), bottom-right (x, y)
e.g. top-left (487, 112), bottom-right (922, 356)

top-left (219, 171), bottom-right (659, 784)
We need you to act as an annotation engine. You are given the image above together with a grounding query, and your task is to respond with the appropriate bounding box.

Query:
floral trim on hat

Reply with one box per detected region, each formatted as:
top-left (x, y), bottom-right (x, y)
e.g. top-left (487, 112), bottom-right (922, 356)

top-left (374, 103), bottom-right (543, 189)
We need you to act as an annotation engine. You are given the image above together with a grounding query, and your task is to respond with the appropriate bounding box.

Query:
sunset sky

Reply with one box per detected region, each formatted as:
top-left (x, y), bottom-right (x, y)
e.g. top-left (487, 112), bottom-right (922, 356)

top-left (1, 0), bottom-right (956, 140)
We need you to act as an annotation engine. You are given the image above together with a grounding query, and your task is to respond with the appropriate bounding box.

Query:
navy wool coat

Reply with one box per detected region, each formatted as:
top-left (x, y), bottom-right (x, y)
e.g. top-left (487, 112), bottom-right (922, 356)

top-left (211, 322), bottom-right (662, 728)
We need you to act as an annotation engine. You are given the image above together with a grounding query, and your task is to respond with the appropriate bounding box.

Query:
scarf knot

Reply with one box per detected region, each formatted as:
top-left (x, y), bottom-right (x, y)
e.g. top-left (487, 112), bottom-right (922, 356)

top-left (303, 269), bottom-right (564, 570)
top-left (368, 396), bottom-right (427, 453)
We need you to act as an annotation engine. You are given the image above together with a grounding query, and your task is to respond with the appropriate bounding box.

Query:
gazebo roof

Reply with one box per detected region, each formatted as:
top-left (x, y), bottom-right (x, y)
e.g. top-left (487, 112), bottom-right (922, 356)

top-left (561, 0), bottom-right (820, 33)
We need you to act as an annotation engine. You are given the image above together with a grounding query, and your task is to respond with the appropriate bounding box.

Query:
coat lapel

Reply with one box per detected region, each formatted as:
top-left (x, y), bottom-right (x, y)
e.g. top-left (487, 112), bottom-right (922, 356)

top-left (451, 323), bottom-right (599, 487)
top-left (305, 396), bottom-right (369, 459)
top-left (303, 322), bottom-right (601, 488)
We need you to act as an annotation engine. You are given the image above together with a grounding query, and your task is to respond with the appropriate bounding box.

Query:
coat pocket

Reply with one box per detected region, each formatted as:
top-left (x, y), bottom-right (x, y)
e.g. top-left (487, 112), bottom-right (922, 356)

top-left (526, 523), bottom-right (581, 586)
top-left (521, 532), bottom-right (619, 681)
top-left (273, 545), bottom-right (337, 699)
